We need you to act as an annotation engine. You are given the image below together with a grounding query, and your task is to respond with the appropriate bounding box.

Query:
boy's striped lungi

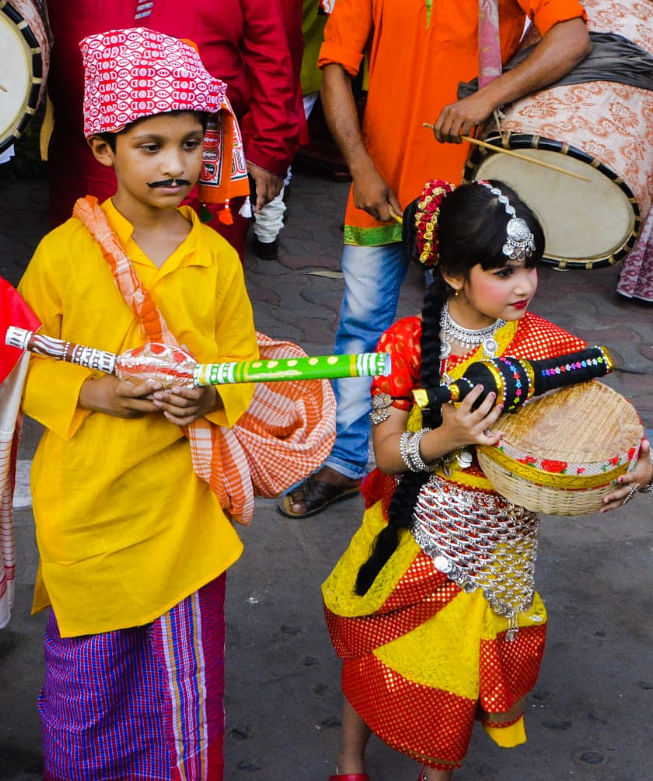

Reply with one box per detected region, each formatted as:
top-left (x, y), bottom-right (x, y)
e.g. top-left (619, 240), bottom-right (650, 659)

top-left (40, 576), bottom-right (226, 781)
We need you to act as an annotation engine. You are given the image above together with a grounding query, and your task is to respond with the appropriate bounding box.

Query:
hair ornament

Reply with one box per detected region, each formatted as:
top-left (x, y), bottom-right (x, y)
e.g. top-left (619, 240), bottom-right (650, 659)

top-left (414, 179), bottom-right (455, 267)
top-left (476, 180), bottom-right (536, 261)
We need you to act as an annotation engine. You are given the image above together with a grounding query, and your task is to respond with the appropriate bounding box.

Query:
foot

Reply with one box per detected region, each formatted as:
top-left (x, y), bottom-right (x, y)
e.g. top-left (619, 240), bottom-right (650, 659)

top-left (418, 767), bottom-right (453, 781)
top-left (252, 236), bottom-right (279, 260)
top-left (277, 466), bottom-right (361, 518)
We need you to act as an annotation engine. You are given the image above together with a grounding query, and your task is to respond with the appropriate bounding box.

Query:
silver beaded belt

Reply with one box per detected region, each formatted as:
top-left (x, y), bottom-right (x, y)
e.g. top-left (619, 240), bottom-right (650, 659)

top-left (412, 473), bottom-right (541, 630)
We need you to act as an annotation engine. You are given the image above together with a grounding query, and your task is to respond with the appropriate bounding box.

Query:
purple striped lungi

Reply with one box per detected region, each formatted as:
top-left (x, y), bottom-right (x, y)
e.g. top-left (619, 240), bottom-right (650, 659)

top-left (39, 576), bottom-right (226, 781)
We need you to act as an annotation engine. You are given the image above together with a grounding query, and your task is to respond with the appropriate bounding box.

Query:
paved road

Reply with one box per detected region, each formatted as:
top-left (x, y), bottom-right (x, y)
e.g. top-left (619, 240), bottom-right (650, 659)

top-left (0, 168), bottom-right (651, 780)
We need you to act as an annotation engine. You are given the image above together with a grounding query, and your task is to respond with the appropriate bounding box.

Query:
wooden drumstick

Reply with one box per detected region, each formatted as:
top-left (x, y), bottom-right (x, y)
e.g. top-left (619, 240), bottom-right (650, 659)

top-left (0, 84), bottom-right (7, 93)
top-left (422, 123), bottom-right (591, 183)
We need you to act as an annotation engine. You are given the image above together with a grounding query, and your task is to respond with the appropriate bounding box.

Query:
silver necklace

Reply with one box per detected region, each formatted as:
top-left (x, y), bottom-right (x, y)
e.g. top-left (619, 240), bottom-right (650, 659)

top-left (439, 303), bottom-right (504, 362)
top-left (438, 303), bottom-right (504, 471)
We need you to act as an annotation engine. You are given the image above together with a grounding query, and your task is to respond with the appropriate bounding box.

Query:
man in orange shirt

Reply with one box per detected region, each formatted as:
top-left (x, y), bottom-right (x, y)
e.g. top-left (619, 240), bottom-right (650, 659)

top-left (280, 0), bottom-right (591, 518)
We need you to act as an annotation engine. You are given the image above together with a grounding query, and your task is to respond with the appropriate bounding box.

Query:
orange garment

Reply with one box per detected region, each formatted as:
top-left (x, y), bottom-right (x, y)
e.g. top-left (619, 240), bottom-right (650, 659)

top-left (318, 0), bottom-right (587, 246)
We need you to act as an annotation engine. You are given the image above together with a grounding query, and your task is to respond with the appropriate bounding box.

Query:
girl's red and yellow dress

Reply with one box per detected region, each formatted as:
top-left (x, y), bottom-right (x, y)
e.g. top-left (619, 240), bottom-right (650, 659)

top-left (322, 312), bottom-right (585, 771)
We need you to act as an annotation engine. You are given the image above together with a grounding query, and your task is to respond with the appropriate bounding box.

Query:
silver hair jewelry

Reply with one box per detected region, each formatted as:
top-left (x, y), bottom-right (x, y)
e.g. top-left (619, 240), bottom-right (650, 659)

top-left (477, 181), bottom-right (536, 261)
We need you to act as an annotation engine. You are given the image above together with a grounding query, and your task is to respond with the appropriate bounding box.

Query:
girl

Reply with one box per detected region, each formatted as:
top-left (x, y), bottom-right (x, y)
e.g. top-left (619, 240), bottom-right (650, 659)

top-left (322, 179), bottom-right (653, 781)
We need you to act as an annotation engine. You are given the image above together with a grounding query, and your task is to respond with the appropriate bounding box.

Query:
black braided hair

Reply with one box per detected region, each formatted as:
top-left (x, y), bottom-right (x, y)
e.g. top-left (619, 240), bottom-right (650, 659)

top-left (354, 179), bottom-right (544, 596)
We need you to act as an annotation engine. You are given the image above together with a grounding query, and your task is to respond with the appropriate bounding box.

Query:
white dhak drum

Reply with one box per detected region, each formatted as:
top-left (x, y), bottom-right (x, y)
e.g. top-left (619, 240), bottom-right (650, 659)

top-left (464, 0), bottom-right (653, 270)
top-left (0, 0), bottom-right (50, 155)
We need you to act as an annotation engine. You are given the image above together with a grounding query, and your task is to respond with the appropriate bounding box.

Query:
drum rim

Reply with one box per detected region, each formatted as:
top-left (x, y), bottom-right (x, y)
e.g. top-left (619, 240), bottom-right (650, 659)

top-left (464, 131), bottom-right (642, 271)
top-left (0, 2), bottom-right (45, 155)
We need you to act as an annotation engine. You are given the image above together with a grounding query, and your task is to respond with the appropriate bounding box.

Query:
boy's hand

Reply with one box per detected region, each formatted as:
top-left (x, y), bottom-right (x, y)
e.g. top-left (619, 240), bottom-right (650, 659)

top-left (152, 385), bottom-right (223, 427)
top-left (79, 375), bottom-right (162, 418)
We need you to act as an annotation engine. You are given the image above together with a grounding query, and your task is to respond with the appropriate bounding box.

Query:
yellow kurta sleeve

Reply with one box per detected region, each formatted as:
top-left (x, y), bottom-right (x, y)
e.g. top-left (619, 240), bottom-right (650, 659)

top-left (18, 237), bottom-right (93, 440)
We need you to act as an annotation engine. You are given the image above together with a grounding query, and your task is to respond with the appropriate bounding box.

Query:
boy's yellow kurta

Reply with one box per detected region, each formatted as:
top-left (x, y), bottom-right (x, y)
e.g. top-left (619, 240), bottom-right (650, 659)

top-left (19, 200), bottom-right (258, 637)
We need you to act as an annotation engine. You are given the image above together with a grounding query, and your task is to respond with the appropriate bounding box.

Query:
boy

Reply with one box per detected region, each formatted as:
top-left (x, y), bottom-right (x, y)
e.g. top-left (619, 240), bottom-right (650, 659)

top-left (18, 28), bottom-right (258, 780)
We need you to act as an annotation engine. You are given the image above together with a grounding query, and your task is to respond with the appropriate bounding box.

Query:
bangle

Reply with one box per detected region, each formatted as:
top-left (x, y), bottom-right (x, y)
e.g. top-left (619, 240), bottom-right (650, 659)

top-left (407, 428), bottom-right (432, 471)
top-left (399, 431), bottom-right (414, 471)
top-left (399, 429), bottom-right (433, 472)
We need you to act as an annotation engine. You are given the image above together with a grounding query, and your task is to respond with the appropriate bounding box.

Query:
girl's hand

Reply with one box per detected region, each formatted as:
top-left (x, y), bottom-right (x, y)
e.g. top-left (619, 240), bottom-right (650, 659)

top-left (79, 375), bottom-right (162, 418)
top-left (600, 439), bottom-right (653, 513)
top-left (152, 385), bottom-right (223, 427)
top-left (438, 384), bottom-right (504, 450)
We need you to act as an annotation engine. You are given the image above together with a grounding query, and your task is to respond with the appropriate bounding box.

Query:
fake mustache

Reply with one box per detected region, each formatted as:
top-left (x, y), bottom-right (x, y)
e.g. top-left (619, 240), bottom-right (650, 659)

top-left (147, 178), bottom-right (192, 188)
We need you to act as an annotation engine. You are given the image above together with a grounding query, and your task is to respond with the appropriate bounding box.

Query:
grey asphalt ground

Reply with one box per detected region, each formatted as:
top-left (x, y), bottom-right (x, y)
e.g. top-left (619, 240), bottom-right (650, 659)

top-left (0, 163), bottom-right (652, 781)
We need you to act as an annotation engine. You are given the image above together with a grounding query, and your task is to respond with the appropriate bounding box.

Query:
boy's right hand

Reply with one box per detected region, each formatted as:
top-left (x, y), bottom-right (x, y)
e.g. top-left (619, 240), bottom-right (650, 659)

top-left (79, 375), bottom-right (162, 418)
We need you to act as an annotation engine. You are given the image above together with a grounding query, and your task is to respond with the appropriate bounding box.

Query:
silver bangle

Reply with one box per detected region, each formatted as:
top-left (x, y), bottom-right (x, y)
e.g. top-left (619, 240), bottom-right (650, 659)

top-left (399, 431), bottom-right (415, 472)
top-left (407, 428), bottom-right (432, 471)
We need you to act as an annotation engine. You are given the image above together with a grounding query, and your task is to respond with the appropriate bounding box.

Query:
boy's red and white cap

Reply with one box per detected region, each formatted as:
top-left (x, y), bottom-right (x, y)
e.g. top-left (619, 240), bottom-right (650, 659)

top-left (79, 27), bottom-right (249, 216)
top-left (80, 27), bottom-right (226, 136)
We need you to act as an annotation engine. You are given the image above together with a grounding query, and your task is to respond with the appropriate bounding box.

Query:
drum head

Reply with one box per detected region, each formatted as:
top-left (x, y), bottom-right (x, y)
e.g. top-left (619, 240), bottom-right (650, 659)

top-left (470, 137), bottom-right (639, 269)
top-left (0, 3), bottom-right (45, 154)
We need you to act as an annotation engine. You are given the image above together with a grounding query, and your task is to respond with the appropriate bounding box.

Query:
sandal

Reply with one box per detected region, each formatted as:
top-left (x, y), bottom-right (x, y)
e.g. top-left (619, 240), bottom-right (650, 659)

top-left (328, 775), bottom-right (369, 781)
top-left (277, 476), bottom-right (360, 518)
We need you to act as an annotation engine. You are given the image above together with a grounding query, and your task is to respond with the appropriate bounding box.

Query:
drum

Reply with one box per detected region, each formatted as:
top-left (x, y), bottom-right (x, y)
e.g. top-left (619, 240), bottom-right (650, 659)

top-left (476, 381), bottom-right (644, 516)
top-left (464, 0), bottom-right (653, 269)
top-left (0, 0), bottom-right (50, 155)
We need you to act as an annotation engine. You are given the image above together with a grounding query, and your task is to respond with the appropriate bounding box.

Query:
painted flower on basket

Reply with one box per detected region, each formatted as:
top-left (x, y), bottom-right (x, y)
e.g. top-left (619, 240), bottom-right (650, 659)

top-left (517, 455), bottom-right (538, 466)
top-left (541, 459), bottom-right (568, 474)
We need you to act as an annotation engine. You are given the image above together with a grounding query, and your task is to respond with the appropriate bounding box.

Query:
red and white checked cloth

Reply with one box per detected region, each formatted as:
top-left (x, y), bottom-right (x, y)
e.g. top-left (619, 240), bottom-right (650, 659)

top-left (73, 196), bottom-right (335, 525)
top-left (0, 278), bottom-right (40, 627)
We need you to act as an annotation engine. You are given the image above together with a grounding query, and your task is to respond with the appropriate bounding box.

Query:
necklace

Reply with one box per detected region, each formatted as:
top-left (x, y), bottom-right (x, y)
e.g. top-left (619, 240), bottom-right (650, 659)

top-left (438, 303), bottom-right (504, 471)
top-left (439, 304), bottom-right (504, 362)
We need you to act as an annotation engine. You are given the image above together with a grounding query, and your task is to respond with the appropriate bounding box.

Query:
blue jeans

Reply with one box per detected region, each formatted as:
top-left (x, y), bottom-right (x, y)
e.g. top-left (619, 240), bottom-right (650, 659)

top-left (325, 242), bottom-right (409, 479)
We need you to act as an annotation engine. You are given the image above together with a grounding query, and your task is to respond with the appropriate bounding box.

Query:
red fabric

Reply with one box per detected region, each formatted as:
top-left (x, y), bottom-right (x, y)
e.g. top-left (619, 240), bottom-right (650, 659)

top-left (0, 278), bottom-right (40, 383)
top-left (342, 654), bottom-right (477, 770)
top-left (325, 554), bottom-right (458, 659)
top-left (46, 0), bottom-right (302, 225)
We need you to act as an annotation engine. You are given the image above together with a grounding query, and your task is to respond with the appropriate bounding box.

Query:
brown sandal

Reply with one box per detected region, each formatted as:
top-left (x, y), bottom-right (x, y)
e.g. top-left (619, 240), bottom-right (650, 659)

top-left (277, 476), bottom-right (360, 518)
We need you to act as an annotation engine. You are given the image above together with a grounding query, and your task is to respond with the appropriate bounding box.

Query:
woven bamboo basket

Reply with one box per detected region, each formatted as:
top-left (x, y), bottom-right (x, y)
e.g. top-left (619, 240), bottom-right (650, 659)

top-left (476, 381), bottom-right (643, 515)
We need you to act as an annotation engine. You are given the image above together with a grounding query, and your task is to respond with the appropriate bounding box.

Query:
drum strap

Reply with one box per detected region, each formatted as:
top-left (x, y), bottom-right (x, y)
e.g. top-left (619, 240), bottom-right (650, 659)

top-left (478, 0), bottom-right (503, 87)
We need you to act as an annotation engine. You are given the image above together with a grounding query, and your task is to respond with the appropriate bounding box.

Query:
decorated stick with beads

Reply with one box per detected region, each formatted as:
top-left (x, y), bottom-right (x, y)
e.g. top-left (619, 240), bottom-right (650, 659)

top-left (5, 327), bottom-right (391, 387)
top-left (412, 346), bottom-right (613, 412)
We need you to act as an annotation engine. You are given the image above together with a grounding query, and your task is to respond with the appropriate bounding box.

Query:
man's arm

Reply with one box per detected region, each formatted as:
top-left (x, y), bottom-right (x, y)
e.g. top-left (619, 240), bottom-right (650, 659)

top-left (240, 0), bottom-right (303, 209)
top-left (321, 62), bottom-right (401, 222)
top-left (432, 17), bottom-right (592, 143)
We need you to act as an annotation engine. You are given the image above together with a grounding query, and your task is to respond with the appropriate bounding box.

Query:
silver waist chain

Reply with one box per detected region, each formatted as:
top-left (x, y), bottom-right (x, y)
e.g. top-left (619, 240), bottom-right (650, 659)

top-left (412, 473), bottom-right (541, 636)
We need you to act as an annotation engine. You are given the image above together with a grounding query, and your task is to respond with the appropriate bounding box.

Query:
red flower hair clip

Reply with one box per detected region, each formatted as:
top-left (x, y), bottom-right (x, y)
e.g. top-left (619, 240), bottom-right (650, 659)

top-left (414, 179), bottom-right (455, 267)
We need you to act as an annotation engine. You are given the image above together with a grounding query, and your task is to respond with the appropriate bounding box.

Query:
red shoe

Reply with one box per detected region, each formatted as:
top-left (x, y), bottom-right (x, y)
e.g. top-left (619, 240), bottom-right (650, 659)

top-left (328, 775), bottom-right (369, 781)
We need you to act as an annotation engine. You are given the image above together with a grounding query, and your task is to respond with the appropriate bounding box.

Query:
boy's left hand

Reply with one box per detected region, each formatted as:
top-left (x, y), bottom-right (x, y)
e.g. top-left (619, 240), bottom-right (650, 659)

top-left (600, 439), bottom-right (653, 513)
top-left (152, 385), bottom-right (223, 427)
